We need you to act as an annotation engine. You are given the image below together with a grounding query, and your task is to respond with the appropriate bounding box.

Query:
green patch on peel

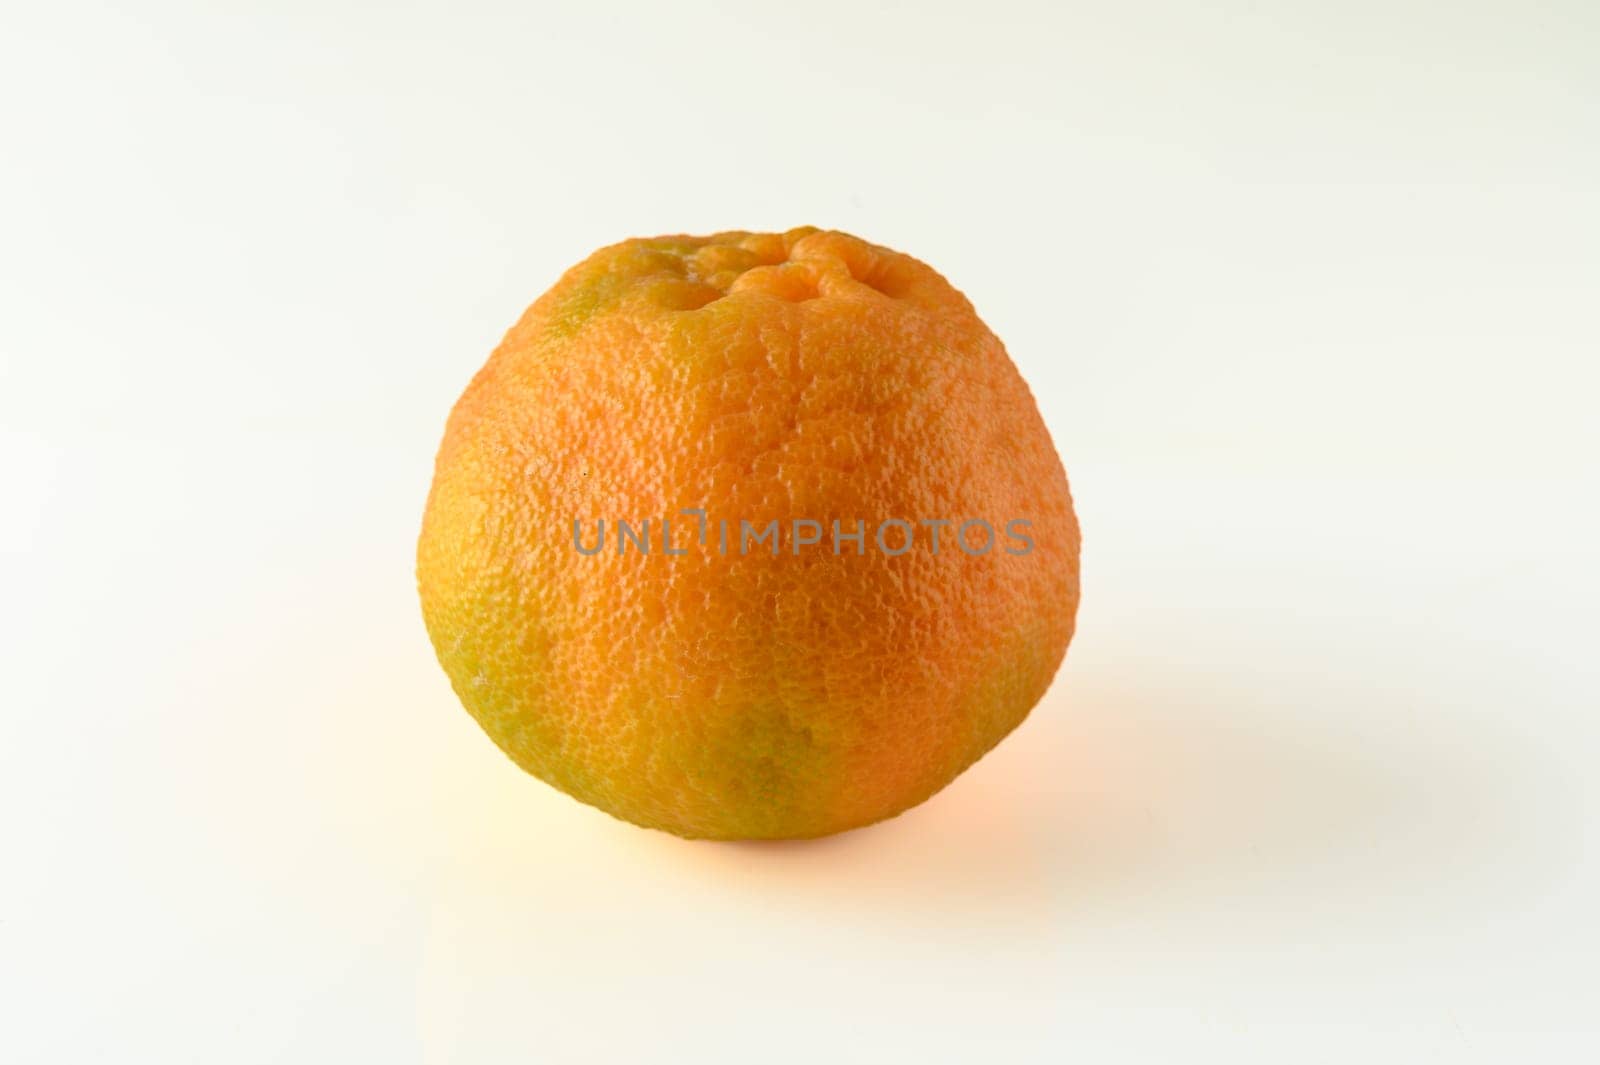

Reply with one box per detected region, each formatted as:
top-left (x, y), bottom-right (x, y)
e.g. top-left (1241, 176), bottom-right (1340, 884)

top-left (544, 273), bottom-right (633, 339)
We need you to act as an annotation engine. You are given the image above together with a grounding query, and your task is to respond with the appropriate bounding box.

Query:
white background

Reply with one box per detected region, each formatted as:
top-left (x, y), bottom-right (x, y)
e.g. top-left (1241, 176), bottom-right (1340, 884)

top-left (4, 2), bottom-right (1598, 1061)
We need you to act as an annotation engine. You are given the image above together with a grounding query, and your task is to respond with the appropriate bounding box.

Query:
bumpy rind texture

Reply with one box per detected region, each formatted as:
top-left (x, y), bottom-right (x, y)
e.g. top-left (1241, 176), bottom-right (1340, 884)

top-left (418, 228), bottom-right (1080, 839)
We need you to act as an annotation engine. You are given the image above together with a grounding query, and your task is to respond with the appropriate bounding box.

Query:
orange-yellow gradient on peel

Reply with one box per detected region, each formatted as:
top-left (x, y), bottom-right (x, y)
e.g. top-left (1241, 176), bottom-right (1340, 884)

top-left (417, 228), bottom-right (1080, 839)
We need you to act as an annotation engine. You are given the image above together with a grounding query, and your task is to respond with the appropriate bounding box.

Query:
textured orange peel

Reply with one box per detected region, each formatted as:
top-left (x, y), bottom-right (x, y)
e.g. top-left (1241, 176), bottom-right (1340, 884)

top-left (418, 228), bottom-right (1080, 839)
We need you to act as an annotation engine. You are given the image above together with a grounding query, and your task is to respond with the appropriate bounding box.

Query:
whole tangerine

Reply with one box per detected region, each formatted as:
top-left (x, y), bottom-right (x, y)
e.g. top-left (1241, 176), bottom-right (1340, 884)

top-left (418, 227), bottom-right (1080, 839)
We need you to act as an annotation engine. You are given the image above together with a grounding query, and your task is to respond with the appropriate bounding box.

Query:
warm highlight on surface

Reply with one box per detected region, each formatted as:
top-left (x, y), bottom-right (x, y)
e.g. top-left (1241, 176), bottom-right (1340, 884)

top-left (418, 228), bottom-right (1080, 839)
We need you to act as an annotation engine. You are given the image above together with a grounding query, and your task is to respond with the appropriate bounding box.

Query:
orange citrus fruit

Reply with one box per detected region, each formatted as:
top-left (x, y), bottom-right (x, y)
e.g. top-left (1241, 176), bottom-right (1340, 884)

top-left (418, 227), bottom-right (1080, 839)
